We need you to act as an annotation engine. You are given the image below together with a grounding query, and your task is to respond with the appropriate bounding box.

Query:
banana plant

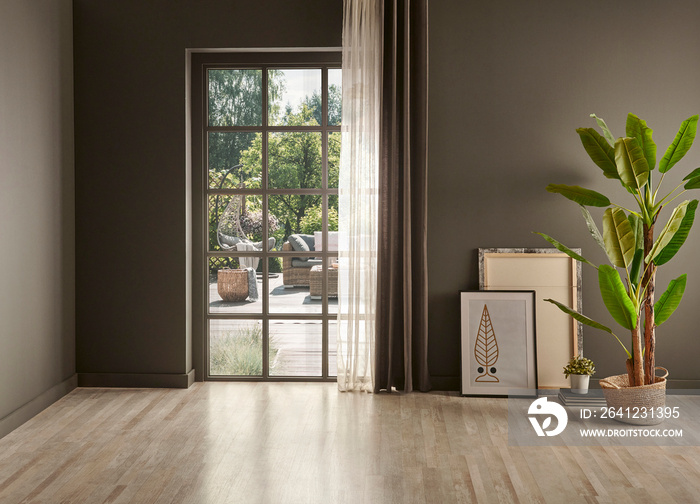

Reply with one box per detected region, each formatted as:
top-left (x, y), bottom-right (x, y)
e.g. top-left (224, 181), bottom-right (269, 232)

top-left (537, 113), bottom-right (700, 387)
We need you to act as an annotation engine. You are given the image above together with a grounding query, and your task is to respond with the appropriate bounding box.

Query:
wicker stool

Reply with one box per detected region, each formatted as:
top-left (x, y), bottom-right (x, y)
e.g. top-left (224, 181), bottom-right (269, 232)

top-left (309, 265), bottom-right (339, 299)
top-left (217, 269), bottom-right (249, 302)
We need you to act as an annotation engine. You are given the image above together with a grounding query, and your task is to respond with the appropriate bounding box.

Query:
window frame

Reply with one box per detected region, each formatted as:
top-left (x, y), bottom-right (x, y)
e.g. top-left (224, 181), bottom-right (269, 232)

top-left (191, 51), bottom-right (342, 381)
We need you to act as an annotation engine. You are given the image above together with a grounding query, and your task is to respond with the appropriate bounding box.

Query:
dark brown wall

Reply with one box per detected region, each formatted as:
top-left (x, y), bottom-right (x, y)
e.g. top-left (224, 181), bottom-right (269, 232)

top-left (74, 0), bottom-right (700, 390)
top-left (428, 0), bottom-right (700, 389)
top-left (0, 0), bottom-right (75, 437)
top-left (73, 0), bottom-right (342, 385)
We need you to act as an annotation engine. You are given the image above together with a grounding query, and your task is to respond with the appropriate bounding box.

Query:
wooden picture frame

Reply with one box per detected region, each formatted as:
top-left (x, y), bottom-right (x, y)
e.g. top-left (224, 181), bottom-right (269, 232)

top-left (460, 290), bottom-right (537, 396)
top-left (479, 248), bottom-right (582, 389)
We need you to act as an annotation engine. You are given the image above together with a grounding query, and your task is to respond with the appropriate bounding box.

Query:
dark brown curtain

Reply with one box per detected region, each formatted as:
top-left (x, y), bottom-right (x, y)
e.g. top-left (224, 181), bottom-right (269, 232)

top-left (375, 0), bottom-right (431, 393)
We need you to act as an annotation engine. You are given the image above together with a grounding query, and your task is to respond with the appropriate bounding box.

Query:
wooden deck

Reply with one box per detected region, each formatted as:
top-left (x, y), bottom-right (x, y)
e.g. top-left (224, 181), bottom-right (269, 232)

top-left (209, 273), bottom-right (337, 377)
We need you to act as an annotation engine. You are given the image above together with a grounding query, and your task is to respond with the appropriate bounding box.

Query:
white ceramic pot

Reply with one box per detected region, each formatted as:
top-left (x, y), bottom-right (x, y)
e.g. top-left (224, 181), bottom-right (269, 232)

top-left (570, 374), bottom-right (590, 394)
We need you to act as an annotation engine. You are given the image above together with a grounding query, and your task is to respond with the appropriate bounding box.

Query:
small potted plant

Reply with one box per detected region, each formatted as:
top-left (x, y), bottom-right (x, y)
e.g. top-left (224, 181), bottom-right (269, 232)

top-left (563, 355), bottom-right (595, 394)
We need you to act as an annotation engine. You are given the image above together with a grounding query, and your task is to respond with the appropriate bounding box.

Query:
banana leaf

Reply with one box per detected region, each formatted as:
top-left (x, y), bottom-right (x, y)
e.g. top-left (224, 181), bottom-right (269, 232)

top-left (655, 274), bottom-right (687, 326)
top-left (546, 184), bottom-right (611, 207)
top-left (580, 205), bottom-right (607, 255)
top-left (534, 232), bottom-right (596, 268)
top-left (629, 249), bottom-right (644, 288)
top-left (598, 265), bottom-right (638, 331)
top-left (614, 137), bottom-right (650, 191)
top-left (626, 113), bottom-right (657, 171)
top-left (576, 128), bottom-right (619, 179)
top-left (683, 166), bottom-right (700, 189)
top-left (653, 200), bottom-right (698, 266)
top-left (590, 113), bottom-right (616, 146)
top-left (682, 167), bottom-right (700, 181)
top-left (659, 115), bottom-right (698, 173)
top-left (627, 213), bottom-right (643, 250)
top-left (603, 208), bottom-right (636, 269)
top-left (544, 298), bottom-right (631, 358)
top-left (646, 200), bottom-right (691, 264)
top-left (685, 177), bottom-right (700, 190)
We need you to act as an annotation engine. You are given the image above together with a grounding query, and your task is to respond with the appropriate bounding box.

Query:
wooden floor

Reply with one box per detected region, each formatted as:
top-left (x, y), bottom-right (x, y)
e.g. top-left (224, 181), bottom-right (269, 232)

top-left (1, 383), bottom-right (699, 504)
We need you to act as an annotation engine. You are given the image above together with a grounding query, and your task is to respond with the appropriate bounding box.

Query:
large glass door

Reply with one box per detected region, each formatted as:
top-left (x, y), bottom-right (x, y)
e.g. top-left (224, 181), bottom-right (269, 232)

top-left (196, 53), bottom-right (341, 380)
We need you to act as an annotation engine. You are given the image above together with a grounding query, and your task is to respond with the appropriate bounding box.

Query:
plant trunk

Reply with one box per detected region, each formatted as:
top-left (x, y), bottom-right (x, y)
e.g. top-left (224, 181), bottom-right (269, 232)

top-left (630, 316), bottom-right (644, 387)
top-left (643, 223), bottom-right (656, 385)
top-left (625, 358), bottom-right (635, 385)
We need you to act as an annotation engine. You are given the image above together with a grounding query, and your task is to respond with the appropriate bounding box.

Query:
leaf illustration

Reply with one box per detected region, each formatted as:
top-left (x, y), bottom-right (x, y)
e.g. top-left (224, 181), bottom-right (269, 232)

top-left (474, 304), bottom-right (499, 368)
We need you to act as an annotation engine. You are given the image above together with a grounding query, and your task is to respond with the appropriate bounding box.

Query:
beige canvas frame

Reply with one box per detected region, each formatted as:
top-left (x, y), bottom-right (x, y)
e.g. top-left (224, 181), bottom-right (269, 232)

top-left (479, 248), bottom-right (582, 389)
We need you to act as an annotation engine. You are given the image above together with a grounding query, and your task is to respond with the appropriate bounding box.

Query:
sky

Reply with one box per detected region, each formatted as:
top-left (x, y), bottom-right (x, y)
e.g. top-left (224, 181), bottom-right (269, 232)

top-left (274, 68), bottom-right (342, 113)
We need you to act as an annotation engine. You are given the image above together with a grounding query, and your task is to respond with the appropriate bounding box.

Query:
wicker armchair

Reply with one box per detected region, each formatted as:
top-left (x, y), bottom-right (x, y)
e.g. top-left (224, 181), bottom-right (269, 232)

top-left (282, 241), bottom-right (321, 287)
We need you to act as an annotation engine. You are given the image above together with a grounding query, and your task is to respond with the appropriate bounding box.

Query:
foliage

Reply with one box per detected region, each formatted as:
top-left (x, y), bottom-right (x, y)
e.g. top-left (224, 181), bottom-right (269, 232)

top-left (209, 257), bottom-right (239, 279)
top-left (328, 131), bottom-right (341, 191)
top-left (208, 69), bottom-right (262, 127)
top-left (268, 257), bottom-right (282, 274)
top-left (239, 210), bottom-right (280, 242)
top-left (208, 69), bottom-right (341, 257)
top-left (538, 113), bottom-right (700, 386)
top-left (237, 102), bottom-right (341, 246)
top-left (209, 195), bottom-right (227, 252)
top-left (300, 205), bottom-right (339, 235)
top-left (563, 355), bottom-right (596, 378)
top-left (209, 325), bottom-right (279, 376)
top-left (207, 69), bottom-right (284, 191)
top-left (209, 257), bottom-right (280, 276)
top-left (268, 107), bottom-right (323, 189)
top-left (208, 164), bottom-right (243, 190)
top-left (302, 84), bottom-right (343, 126)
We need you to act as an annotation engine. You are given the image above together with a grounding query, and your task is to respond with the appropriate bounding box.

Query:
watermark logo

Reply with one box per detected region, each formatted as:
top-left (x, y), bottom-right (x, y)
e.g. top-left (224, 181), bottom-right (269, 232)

top-left (528, 397), bottom-right (568, 437)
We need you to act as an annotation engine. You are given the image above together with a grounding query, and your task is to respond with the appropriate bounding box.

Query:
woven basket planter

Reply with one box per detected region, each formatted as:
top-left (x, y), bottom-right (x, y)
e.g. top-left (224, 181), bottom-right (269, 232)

top-left (217, 269), bottom-right (249, 302)
top-left (599, 367), bottom-right (668, 425)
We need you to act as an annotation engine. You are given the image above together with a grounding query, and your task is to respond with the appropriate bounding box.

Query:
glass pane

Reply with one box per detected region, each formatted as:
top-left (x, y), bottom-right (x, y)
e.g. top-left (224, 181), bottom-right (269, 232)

top-left (328, 258), bottom-right (339, 315)
top-left (311, 230), bottom-right (339, 253)
top-left (330, 195), bottom-right (339, 232)
top-left (209, 319), bottom-right (264, 376)
top-left (268, 69), bottom-right (321, 126)
top-left (269, 256), bottom-right (321, 315)
top-left (268, 194), bottom-right (323, 247)
top-left (328, 132), bottom-right (340, 189)
top-left (268, 132), bottom-right (322, 189)
top-left (208, 132), bottom-right (260, 189)
top-left (328, 320), bottom-right (337, 377)
top-left (209, 258), bottom-right (262, 314)
top-left (269, 320), bottom-right (322, 377)
top-left (209, 194), bottom-right (272, 252)
top-left (328, 68), bottom-right (342, 126)
top-left (208, 69), bottom-right (262, 127)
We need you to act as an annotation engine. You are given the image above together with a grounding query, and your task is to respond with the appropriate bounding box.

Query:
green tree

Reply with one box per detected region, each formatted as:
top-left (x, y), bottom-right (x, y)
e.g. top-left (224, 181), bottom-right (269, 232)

top-left (300, 205), bottom-right (339, 235)
top-left (207, 69), bottom-right (284, 188)
top-left (219, 73), bottom-right (341, 248)
top-left (303, 84), bottom-right (343, 126)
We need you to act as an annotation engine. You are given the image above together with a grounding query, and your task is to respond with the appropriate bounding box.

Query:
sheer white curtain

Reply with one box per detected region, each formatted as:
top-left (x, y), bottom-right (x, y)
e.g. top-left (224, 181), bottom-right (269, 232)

top-left (337, 0), bottom-right (382, 392)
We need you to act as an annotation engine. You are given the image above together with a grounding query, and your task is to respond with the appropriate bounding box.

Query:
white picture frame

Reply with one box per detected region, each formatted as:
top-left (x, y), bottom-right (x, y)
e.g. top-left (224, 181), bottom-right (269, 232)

top-left (460, 290), bottom-right (537, 396)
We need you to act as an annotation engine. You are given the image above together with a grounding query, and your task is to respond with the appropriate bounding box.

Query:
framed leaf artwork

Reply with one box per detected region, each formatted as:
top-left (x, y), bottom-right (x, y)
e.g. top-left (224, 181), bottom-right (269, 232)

top-left (460, 291), bottom-right (537, 396)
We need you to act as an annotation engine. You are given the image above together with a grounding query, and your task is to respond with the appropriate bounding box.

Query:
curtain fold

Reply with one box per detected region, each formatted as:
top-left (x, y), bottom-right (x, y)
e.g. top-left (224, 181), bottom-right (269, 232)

top-left (375, 0), bottom-right (431, 393)
top-left (337, 0), bottom-right (382, 392)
